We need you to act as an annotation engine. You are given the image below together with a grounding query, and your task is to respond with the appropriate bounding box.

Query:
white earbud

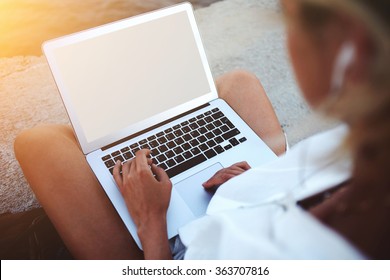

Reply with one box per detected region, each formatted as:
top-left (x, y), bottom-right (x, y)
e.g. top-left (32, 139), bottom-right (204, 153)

top-left (329, 41), bottom-right (356, 94)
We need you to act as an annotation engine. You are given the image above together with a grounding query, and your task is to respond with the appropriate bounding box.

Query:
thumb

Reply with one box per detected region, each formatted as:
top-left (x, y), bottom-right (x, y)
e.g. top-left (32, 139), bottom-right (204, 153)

top-left (202, 175), bottom-right (222, 189)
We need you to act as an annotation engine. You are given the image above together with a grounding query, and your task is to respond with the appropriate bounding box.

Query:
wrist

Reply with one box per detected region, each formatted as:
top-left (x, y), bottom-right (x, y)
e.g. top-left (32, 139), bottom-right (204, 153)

top-left (137, 216), bottom-right (171, 260)
top-left (137, 214), bottom-right (169, 246)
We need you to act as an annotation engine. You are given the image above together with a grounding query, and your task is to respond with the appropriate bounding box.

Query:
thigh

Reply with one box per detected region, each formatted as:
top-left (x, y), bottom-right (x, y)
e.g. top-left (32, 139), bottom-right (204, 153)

top-left (216, 70), bottom-right (286, 156)
top-left (14, 124), bottom-right (143, 259)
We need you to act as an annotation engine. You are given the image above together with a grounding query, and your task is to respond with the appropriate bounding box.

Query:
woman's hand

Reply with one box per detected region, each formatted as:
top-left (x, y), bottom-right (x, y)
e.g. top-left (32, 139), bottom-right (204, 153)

top-left (202, 161), bottom-right (251, 190)
top-left (113, 149), bottom-right (172, 259)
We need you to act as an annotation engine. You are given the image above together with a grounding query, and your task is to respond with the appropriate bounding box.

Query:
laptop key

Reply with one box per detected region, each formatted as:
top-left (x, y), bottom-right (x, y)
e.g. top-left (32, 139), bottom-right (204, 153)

top-left (205, 149), bottom-right (217, 159)
top-left (166, 133), bottom-right (175, 140)
top-left (123, 152), bottom-right (133, 160)
top-left (199, 144), bottom-right (208, 151)
top-left (141, 144), bottom-right (150, 150)
top-left (197, 135), bottom-right (207, 143)
top-left (158, 144), bottom-right (168, 153)
top-left (207, 140), bottom-right (217, 148)
top-left (114, 155), bottom-right (124, 163)
top-left (213, 128), bottom-right (222, 136)
top-left (215, 136), bottom-right (224, 144)
top-left (190, 131), bottom-right (200, 138)
top-left (190, 139), bottom-right (200, 147)
top-left (111, 151), bottom-right (121, 157)
top-left (151, 148), bottom-right (160, 157)
top-left (166, 159), bottom-right (176, 168)
top-left (213, 120), bottom-right (222, 127)
top-left (174, 155), bottom-right (185, 163)
top-left (105, 159), bottom-right (116, 168)
top-left (198, 127), bottom-right (207, 134)
top-left (205, 132), bottom-right (214, 139)
top-left (214, 145), bottom-right (224, 154)
top-left (158, 162), bottom-right (168, 171)
top-left (191, 147), bottom-right (201, 155)
top-left (120, 147), bottom-right (130, 153)
top-left (182, 143), bottom-right (191, 151)
top-left (204, 116), bottom-right (213, 123)
top-left (174, 129), bottom-right (183, 137)
top-left (226, 120), bottom-right (235, 129)
top-left (157, 154), bottom-right (167, 162)
top-left (182, 151), bottom-right (193, 159)
top-left (183, 134), bottom-right (192, 142)
top-left (222, 128), bottom-right (240, 140)
top-left (102, 155), bottom-right (111, 161)
top-left (239, 137), bottom-right (247, 143)
top-left (211, 111), bottom-right (224, 120)
top-left (158, 136), bottom-right (167, 144)
top-left (165, 150), bottom-right (175, 159)
top-left (182, 126), bottom-right (191, 133)
top-left (166, 154), bottom-right (207, 178)
top-left (167, 141), bottom-right (176, 149)
top-left (149, 140), bottom-right (159, 148)
top-left (173, 146), bottom-right (184, 155)
top-left (229, 138), bottom-right (240, 146)
top-left (197, 119), bottom-right (206, 127)
top-left (224, 144), bottom-right (233, 150)
top-left (130, 143), bottom-right (138, 149)
top-left (175, 137), bottom-right (184, 145)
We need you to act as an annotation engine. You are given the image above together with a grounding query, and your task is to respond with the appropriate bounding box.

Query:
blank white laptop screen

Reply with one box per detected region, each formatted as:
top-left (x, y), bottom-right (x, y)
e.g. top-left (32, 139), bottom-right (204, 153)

top-left (51, 11), bottom-right (211, 143)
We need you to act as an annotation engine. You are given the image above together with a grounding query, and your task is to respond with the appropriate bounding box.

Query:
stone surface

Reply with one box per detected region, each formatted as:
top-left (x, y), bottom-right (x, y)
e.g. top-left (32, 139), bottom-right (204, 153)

top-left (0, 0), bottom-right (335, 213)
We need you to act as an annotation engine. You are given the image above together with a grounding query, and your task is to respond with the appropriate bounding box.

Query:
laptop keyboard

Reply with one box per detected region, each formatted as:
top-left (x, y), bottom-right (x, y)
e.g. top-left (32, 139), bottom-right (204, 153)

top-left (101, 108), bottom-right (247, 178)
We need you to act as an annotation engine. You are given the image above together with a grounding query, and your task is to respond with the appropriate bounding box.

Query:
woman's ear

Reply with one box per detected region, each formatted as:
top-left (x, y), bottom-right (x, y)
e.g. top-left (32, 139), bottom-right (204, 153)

top-left (330, 40), bottom-right (356, 93)
top-left (345, 21), bottom-right (374, 85)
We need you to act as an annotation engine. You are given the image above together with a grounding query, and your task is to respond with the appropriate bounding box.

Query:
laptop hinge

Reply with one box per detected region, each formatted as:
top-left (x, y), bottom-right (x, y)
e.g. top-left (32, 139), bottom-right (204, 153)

top-left (101, 103), bottom-right (211, 151)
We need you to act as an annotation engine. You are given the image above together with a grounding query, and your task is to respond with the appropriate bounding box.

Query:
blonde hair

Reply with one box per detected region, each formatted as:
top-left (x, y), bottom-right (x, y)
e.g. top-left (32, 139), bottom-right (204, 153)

top-left (295, 0), bottom-right (390, 185)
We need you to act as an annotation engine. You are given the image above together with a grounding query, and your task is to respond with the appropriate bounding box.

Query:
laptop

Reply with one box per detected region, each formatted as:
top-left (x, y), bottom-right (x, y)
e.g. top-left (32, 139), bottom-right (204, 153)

top-left (43, 2), bottom-right (277, 249)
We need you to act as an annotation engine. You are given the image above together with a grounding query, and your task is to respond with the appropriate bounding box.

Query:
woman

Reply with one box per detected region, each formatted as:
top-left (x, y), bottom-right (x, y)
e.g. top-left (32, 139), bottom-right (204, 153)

top-left (14, 0), bottom-right (390, 259)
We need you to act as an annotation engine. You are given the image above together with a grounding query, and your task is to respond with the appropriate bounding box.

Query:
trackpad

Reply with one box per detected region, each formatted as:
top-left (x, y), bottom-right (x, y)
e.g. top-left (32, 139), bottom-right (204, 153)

top-left (174, 163), bottom-right (223, 218)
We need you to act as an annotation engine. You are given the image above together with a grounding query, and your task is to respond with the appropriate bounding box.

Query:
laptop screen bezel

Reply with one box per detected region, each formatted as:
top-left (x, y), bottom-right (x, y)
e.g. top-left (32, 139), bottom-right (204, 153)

top-left (43, 2), bottom-right (218, 155)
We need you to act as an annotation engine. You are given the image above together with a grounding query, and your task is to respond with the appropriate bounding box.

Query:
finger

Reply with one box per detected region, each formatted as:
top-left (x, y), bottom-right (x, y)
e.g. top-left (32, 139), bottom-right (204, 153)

top-left (232, 161), bottom-right (251, 171)
top-left (113, 160), bottom-right (123, 189)
top-left (134, 149), bottom-right (151, 169)
top-left (202, 173), bottom-right (226, 188)
top-left (135, 149), bottom-right (151, 160)
top-left (133, 149), bottom-right (154, 178)
top-left (121, 159), bottom-right (132, 179)
top-left (151, 164), bottom-right (170, 183)
top-left (203, 168), bottom-right (244, 189)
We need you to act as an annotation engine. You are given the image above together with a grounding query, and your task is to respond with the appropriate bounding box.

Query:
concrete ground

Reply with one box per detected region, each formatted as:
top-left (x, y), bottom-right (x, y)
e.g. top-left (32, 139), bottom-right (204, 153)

top-left (0, 0), bottom-right (335, 214)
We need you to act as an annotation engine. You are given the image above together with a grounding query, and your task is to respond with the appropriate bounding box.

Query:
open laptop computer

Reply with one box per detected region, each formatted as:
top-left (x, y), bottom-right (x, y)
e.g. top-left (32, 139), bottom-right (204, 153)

top-left (43, 2), bottom-right (277, 249)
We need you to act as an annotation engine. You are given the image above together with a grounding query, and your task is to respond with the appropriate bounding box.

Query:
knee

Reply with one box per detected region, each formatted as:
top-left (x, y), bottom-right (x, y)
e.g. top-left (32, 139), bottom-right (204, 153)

top-left (14, 124), bottom-right (74, 163)
top-left (216, 70), bottom-right (262, 100)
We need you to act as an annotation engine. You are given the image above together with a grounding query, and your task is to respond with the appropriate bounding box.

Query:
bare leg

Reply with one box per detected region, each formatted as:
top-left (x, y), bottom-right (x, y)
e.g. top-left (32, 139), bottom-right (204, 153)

top-left (14, 125), bottom-right (143, 259)
top-left (13, 70), bottom-right (284, 259)
top-left (216, 70), bottom-right (286, 156)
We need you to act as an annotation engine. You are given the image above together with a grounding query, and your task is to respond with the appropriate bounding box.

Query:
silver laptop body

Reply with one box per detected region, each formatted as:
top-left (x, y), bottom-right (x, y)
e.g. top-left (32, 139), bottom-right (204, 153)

top-left (43, 2), bottom-right (277, 249)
